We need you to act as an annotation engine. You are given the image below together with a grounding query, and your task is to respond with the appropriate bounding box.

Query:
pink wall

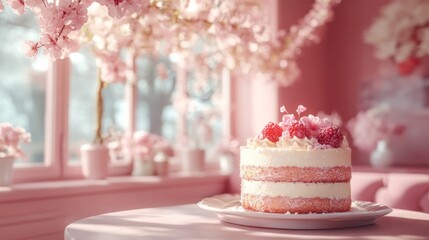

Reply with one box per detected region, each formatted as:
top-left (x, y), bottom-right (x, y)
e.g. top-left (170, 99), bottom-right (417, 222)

top-left (233, 0), bottom-right (391, 165)
top-left (277, 0), bottom-right (329, 114)
top-left (324, 0), bottom-right (389, 165)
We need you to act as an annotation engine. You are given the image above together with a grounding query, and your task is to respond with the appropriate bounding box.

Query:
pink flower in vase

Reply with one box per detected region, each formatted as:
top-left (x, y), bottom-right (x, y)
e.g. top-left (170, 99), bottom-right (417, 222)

top-left (132, 131), bottom-right (173, 158)
top-left (347, 106), bottom-right (407, 154)
top-left (0, 123), bottom-right (31, 159)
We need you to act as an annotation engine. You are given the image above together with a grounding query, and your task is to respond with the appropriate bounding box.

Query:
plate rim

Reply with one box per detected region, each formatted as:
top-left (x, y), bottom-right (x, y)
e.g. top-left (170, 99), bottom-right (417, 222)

top-left (197, 194), bottom-right (393, 220)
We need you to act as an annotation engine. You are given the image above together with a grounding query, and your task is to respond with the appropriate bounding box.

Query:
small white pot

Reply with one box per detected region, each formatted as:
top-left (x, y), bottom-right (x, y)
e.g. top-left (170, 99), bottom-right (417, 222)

top-left (80, 144), bottom-right (110, 179)
top-left (132, 157), bottom-right (154, 176)
top-left (0, 155), bottom-right (14, 186)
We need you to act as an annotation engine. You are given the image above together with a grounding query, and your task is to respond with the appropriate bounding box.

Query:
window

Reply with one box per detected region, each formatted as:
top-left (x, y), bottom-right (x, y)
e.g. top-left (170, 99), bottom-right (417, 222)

top-left (1, 10), bottom-right (231, 183)
top-left (0, 7), bottom-right (48, 165)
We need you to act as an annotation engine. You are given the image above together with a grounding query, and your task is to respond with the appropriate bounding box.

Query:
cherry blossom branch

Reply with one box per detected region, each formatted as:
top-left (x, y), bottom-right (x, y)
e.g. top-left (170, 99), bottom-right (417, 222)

top-left (94, 68), bottom-right (105, 144)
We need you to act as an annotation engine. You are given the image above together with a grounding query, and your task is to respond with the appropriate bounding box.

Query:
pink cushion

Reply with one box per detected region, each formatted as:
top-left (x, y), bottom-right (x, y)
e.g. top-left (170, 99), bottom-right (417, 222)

top-left (376, 173), bottom-right (429, 212)
top-left (351, 171), bottom-right (429, 212)
top-left (351, 172), bottom-right (384, 202)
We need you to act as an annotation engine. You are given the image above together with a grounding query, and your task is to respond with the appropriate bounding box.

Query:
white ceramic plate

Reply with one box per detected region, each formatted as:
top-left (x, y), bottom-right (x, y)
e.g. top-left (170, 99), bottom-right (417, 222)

top-left (197, 194), bottom-right (392, 230)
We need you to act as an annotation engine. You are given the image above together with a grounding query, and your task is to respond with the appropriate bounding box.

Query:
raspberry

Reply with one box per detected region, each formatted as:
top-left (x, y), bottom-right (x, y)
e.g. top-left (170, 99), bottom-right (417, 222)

top-left (259, 122), bottom-right (283, 143)
top-left (287, 121), bottom-right (311, 139)
top-left (317, 126), bottom-right (344, 148)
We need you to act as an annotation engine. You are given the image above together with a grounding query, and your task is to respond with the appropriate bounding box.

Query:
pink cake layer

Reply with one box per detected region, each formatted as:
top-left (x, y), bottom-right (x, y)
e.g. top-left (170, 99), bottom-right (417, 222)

top-left (242, 194), bottom-right (351, 213)
top-left (240, 166), bottom-right (351, 183)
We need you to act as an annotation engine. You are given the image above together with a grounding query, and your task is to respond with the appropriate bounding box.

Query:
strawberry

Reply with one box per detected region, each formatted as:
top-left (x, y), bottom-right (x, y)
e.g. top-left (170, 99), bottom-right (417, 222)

top-left (317, 126), bottom-right (344, 148)
top-left (259, 122), bottom-right (283, 143)
top-left (287, 121), bottom-right (311, 139)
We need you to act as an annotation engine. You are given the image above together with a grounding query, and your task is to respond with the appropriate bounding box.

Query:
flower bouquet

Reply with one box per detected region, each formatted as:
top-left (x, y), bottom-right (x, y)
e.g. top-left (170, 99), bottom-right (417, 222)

top-left (128, 131), bottom-right (173, 176)
top-left (348, 104), bottom-right (429, 166)
top-left (0, 123), bottom-right (31, 159)
top-left (364, 0), bottom-right (429, 75)
top-left (0, 123), bottom-right (31, 185)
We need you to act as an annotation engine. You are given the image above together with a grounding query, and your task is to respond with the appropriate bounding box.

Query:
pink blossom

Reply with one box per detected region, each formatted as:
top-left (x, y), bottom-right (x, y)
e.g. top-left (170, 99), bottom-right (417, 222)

top-left (95, 0), bottom-right (149, 19)
top-left (59, 35), bottom-right (80, 53)
top-left (40, 33), bottom-right (63, 59)
top-left (296, 105), bottom-right (307, 115)
top-left (22, 40), bottom-right (38, 58)
top-left (7, 0), bottom-right (25, 15)
top-left (347, 106), bottom-right (407, 153)
top-left (0, 1), bottom-right (4, 13)
top-left (37, 5), bottom-right (64, 35)
top-left (280, 114), bottom-right (296, 130)
top-left (364, 0), bottom-right (429, 67)
top-left (280, 105), bottom-right (287, 113)
top-left (24, 0), bottom-right (43, 11)
top-left (301, 114), bottom-right (332, 137)
top-left (0, 123), bottom-right (31, 159)
top-left (99, 54), bottom-right (128, 83)
top-left (60, 0), bottom-right (89, 31)
top-left (131, 131), bottom-right (173, 158)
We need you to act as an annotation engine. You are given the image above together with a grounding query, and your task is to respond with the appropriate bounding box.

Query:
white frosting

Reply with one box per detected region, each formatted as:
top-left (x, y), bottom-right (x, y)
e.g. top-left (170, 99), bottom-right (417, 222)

top-left (246, 135), bottom-right (350, 150)
top-left (241, 180), bottom-right (350, 199)
top-left (276, 137), bottom-right (317, 150)
top-left (240, 147), bottom-right (351, 167)
top-left (246, 138), bottom-right (276, 148)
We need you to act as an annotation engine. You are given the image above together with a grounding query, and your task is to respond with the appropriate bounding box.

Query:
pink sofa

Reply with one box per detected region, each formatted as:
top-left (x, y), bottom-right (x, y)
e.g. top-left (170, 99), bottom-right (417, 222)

top-left (351, 168), bottom-right (429, 213)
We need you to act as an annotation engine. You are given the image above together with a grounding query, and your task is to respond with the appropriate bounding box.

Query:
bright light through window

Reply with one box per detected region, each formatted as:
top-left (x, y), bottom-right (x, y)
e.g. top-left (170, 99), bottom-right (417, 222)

top-left (0, 7), bottom-right (47, 165)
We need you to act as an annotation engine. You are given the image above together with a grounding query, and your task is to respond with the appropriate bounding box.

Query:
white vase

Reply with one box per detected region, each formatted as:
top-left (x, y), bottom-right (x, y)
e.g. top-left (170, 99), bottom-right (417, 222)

top-left (80, 144), bottom-right (110, 179)
top-left (0, 155), bottom-right (14, 186)
top-left (370, 140), bottom-right (394, 168)
top-left (181, 149), bottom-right (205, 173)
top-left (132, 157), bottom-right (154, 176)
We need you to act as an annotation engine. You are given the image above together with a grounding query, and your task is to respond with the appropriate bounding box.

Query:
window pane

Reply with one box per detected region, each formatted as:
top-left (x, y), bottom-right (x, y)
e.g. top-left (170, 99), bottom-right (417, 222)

top-left (69, 48), bottom-right (126, 163)
top-left (185, 69), bottom-right (223, 154)
top-left (0, 7), bottom-right (47, 165)
top-left (136, 55), bottom-right (177, 142)
top-left (136, 55), bottom-right (224, 162)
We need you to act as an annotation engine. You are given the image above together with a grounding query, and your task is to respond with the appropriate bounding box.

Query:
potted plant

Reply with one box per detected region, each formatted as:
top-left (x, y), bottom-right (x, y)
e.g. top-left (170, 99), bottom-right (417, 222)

top-left (0, 123), bottom-right (31, 186)
top-left (79, 68), bottom-right (112, 180)
top-left (79, 4), bottom-right (129, 179)
top-left (130, 131), bottom-right (174, 176)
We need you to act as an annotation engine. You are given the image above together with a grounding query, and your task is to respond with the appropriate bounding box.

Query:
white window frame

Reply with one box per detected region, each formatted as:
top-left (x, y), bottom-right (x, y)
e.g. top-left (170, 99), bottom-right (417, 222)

top-left (12, 57), bottom-right (133, 183)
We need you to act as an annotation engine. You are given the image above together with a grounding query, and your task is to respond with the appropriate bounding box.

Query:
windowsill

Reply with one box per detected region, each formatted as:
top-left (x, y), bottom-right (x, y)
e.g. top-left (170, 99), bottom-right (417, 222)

top-left (0, 171), bottom-right (230, 203)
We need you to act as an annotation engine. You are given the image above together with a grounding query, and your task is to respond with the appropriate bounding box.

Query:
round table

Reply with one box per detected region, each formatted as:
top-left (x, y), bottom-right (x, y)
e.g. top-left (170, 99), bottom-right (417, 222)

top-left (65, 204), bottom-right (429, 240)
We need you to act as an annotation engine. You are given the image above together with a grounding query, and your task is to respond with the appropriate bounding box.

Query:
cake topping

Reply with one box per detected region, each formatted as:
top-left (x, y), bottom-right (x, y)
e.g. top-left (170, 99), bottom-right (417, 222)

top-left (317, 126), bottom-right (344, 148)
top-left (259, 122), bottom-right (283, 143)
top-left (253, 105), bottom-right (347, 149)
top-left (286, 122), bottom-right (311, 139)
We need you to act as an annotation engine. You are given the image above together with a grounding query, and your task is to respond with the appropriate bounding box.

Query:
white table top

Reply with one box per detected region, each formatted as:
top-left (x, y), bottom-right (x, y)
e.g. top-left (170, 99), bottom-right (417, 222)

top-left (65, 204), bottom-right (429, 240)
